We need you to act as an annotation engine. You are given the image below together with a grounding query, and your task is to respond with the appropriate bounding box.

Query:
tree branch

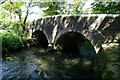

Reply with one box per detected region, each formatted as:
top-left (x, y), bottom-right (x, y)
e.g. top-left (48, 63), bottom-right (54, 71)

top-left (22, 0), bottom-right (32, 33)
top-left (9, 0), bottom-right (19, 34)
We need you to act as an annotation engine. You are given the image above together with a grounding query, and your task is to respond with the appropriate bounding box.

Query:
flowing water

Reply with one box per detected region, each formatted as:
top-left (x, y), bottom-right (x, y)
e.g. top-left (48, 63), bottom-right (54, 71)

top-left (2, 46), bottom-right (97, 80)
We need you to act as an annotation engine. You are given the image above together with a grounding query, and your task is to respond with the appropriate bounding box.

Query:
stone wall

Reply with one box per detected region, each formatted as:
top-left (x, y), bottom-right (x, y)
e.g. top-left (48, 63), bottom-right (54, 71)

top-left (29, 14), bottom-right (120, 53)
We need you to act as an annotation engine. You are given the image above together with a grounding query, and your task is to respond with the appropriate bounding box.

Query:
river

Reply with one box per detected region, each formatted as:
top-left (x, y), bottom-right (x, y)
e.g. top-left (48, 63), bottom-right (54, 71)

top-left (2, 46), bottom-right (97, 80)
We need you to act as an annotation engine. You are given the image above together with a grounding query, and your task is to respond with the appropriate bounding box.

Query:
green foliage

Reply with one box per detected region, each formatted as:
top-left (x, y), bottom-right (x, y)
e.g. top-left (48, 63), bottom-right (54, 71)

top-left (0, 31), bottom-right (26, 53)
top-left (34, 0), bottom-right (88, 16)
top-left (72, 1), bottom-right (85, 14)
top-left (0, 1), bottom-right (31, 53)
top-left (2, 1), bottom-right (23, 21)
top-left (3, 1), bottom-right (23, 15)
top-left (0, 9), bottom-right (8, 18)
top-left (0, 1), bottom-right (30, 37)
top-left (0, 21), bottom-right (19, 34)
top-left (2, 1), bottom-right (12, 12)
top-left (91, 2), bottom-right (120, 14)
top-left (1, 1), bottom-right (30, 35)
top-left (34, 2), bottom-right (65, 16)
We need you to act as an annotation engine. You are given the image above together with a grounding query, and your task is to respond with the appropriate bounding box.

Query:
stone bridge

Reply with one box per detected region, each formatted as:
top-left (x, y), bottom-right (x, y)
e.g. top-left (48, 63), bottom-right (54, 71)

top-left (29, 14), bottom-right (120, 53)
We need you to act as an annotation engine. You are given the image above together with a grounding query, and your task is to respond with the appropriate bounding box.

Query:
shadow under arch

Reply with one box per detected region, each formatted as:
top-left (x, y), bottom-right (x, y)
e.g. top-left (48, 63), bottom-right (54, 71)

top-left (55, 31), bottom-right (96, 59)
top-left (32, 30), bottom-right (48, 47)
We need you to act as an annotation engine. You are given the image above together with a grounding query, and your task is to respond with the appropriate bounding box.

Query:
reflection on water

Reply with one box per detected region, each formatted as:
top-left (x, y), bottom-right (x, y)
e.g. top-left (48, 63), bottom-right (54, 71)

top-left (2, 46), bottom-right (97, 79)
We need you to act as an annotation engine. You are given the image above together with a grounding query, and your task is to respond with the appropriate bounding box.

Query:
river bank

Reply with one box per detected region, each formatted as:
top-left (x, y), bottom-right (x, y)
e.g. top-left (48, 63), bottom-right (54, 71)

top-left (101, 43), bottom-right (120, 80)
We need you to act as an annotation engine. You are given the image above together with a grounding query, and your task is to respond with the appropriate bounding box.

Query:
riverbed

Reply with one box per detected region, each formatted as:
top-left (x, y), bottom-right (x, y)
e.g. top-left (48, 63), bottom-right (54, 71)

top-left (2, 46), bottom-right (97, 80)
top-left (2, 43), bottom-right (120, 80)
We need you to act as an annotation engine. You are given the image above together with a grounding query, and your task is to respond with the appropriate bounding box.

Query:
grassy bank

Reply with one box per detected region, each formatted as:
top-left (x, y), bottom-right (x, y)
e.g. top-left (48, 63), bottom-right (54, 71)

top-left (0, 31), bottom-right (38, 54)
top-left (101, 43), bottom-right (120, 80)
top-left (0, 31), bottom-right (26, 53)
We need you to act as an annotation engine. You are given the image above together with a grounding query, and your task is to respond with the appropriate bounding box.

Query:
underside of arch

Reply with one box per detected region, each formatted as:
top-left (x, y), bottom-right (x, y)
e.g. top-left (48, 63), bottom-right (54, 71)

top-left (32, 30), bottom-right (48, 47)
top-left (55, 32), bottom-right (96, 56)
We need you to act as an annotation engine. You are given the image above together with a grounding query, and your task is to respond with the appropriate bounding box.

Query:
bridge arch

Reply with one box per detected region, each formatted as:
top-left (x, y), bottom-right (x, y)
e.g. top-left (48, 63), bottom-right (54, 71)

top-left (29, 14), bottom-right (120, 53)
top-left (32, 30), bottom-right (48, 47)
top-left (54, 31), bottom-right (96, 56)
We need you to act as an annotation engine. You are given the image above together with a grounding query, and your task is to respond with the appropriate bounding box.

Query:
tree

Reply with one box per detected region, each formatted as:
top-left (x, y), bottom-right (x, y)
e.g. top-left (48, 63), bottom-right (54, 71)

top-left (34, 1), bottom-right (66, 16)
top-left (1, 0), bottom-right (32, 35)
top-left (2, 1), bottom-right (23, 34)
top-left (33, 0), bottom-right (87, 16)
top-left (91, 2), bottom-right (120, 14)
top-left (71, 1), bottom-right (86, 14)
top-left (0, 9), bottom-right (10, 30)
top-left (22, 0), bottom-right (32, 33)
top-left (9, 0), bottom-right (19, 34)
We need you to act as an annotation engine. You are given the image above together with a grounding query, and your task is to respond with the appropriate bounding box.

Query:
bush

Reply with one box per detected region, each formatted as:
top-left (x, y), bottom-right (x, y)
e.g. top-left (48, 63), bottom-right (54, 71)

top-left (0, 31), bottom-right (26, 53)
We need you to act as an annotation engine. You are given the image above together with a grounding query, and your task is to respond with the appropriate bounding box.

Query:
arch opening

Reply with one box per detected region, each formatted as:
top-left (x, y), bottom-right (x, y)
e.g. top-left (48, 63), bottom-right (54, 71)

top-left (55, 32), bottom-right (96, 59)
top-left (32, 30), bottom-right (48, 47)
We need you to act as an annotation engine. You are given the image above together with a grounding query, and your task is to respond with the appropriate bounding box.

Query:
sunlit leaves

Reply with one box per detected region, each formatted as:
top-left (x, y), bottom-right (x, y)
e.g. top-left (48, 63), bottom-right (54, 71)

top-left (72, 1), bottom-right (85, 14)
top-left (0, 9), bottom-right (9, 21)
top-left (91, 2), bottom-right (120, 14)
top-left (2, 1), bottom-right (12, 12)
top-left (33, 0), bottom-right (88, 16)
top-left (34, 2), bottom-right (65, 16)
top-left (3, 1), bottom-right (23, 12)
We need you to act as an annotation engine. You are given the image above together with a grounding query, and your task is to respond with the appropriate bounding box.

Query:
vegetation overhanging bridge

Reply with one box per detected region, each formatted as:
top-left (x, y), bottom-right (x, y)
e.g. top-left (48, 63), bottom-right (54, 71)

top-left (29, 14), bottom-right (120, 53)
